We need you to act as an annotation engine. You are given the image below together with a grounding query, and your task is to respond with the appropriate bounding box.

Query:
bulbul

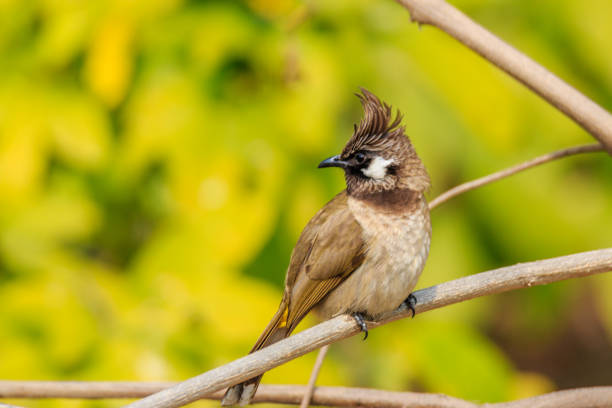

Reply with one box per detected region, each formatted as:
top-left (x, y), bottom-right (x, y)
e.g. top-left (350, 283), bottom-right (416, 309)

top-left (222, 89), bottom-right (431, 406)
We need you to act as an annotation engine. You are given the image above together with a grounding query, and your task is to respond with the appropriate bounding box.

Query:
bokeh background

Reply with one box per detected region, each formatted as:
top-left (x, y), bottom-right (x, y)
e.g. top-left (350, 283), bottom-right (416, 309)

top-left (1, 0), bottom-right (612, 406)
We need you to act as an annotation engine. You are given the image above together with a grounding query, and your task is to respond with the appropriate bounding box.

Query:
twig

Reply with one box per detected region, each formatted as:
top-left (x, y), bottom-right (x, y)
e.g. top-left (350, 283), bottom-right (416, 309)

top-left (120, 248), bottom-right (612, 408)
top-left (2, 381), bottom-right (612, 408)
top-left (428, 143), bottom-right (605, 210)
top-left (0, 381), bottom-right (174, 399)
top-left (394, 0), bottom-right (612, 154)
top-left (299, 345), bottom-right (329, 408)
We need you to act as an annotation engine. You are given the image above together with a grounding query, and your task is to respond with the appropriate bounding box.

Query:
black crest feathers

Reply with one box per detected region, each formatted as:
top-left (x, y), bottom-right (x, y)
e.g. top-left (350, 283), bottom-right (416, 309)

top-left (342, 88), bottom-right (404, 158)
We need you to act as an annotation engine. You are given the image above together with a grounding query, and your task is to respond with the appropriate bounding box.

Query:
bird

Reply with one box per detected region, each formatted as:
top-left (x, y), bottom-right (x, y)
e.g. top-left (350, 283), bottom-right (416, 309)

top-left (221, 88), bottom-right (431, 406)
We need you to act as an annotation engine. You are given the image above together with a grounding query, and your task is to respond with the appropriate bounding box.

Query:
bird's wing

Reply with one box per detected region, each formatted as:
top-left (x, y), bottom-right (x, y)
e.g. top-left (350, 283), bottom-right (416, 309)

top-left (283, 191), bottom-right (366, 329)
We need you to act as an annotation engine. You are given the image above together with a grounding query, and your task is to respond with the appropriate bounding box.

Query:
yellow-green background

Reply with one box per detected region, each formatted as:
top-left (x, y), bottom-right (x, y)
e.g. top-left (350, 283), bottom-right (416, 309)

top-left (1, 0), bottom-right (611, 406)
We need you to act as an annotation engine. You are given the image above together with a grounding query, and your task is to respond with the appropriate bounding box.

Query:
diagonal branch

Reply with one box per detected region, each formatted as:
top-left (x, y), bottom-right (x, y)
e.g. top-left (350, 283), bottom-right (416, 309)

top-left (395, 0), bottom-right (612, 154)
top-left (428, 143), bottom-right (605, 210)
top-left (122, 248), bottom-right (612, 408)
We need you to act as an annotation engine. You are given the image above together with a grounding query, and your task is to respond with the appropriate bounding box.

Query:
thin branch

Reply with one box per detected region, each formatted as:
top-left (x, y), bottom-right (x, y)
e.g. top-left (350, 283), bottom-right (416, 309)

top-left (120, 248), bottom-right (612, 408)
top-left (0, 381), bottom-right (173, 399)
top-left (2, 382), bottom-right (612, 408)
top-left (299, 345), bottom-right (328, 408)
top-left (395, 0), bottom-right (612, 154)
top-left (428, 143), bottom-right (605, 210)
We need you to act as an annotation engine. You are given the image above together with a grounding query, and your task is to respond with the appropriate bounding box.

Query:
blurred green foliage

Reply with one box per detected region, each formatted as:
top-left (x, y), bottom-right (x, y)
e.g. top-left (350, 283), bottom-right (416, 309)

top-left (1, 0), bottom-right (611, 407)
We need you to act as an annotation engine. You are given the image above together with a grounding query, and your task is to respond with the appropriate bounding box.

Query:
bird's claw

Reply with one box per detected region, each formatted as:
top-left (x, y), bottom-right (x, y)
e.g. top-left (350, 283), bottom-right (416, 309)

top-left (404, 293), bottom-right (417, 318)
top-left (352, 313), bottom-right (369, 340)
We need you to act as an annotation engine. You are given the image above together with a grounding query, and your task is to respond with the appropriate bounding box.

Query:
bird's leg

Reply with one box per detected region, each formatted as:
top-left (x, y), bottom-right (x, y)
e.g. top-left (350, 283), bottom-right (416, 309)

top-left (352, 313), bottom-right (369, 340)
top-left (404, 293), bottom-right (417, 318)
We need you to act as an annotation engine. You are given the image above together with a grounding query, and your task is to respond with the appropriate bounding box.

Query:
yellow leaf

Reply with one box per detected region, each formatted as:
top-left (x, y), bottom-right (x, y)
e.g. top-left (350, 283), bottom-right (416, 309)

top-left (0, 83), bottom-right (47, 204)
top-left (84, 16), bottom-right (133, 107)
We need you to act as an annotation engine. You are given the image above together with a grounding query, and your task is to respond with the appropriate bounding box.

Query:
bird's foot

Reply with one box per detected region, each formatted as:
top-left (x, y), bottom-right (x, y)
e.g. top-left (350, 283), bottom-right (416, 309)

top-left (352, 313), bottom-right (369, 340)
top-left (404, 293), bottom-right (417, 318)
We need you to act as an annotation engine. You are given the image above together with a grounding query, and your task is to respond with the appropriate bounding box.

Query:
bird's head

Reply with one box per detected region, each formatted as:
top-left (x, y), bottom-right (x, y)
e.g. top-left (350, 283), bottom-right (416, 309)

top-left (319, 88), bottom-right (430, 196)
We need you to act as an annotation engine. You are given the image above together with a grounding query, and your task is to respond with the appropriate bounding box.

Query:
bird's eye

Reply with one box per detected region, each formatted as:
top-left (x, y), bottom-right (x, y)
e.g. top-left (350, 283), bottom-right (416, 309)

top-left (354, 152), bottom-right (366, 164)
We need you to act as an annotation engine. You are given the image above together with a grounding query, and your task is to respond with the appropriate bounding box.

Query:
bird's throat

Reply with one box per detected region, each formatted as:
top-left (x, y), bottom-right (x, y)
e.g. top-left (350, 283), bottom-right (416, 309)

top-left (348, 188), bottom-right (423, 214)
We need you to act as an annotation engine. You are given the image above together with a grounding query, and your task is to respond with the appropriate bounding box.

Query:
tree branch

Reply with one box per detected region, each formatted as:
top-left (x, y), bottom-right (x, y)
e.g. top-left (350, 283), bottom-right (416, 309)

top-left (395, 0), bottom-right (612, 154)
top-left (119, 248), bottom-right (612, 408)
top-left (2, 381), bottom-right (612, 408)
top-left (428, 143), bottom-right (605, 210)
top-left (299, 345), bottom-right (328, 408)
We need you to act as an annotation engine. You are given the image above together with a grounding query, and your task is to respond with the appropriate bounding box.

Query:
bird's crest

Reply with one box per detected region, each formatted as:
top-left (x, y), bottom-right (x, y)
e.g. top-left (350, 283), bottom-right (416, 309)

top-left (342, 88), bottom-right (404, 158)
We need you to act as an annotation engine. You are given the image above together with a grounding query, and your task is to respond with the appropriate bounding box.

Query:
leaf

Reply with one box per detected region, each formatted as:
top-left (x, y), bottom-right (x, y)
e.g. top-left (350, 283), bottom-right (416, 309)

top-left (84, 15), bottom-right (134, 107)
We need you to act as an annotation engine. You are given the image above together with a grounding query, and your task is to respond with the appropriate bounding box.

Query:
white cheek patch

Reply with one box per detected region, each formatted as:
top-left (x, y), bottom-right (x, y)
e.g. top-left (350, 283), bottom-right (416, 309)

top-left (361, 156), bottom-right (394, 180)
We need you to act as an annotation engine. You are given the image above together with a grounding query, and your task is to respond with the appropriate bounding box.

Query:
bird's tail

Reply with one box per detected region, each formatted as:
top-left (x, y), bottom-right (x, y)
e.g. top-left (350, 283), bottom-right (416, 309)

top-left (221, 302), bottom-right (292, 406)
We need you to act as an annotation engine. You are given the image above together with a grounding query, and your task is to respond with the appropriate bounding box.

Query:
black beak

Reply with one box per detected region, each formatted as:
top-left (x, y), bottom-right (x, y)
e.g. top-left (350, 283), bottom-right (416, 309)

top-left (318, 155), bottom-right (348, 169)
